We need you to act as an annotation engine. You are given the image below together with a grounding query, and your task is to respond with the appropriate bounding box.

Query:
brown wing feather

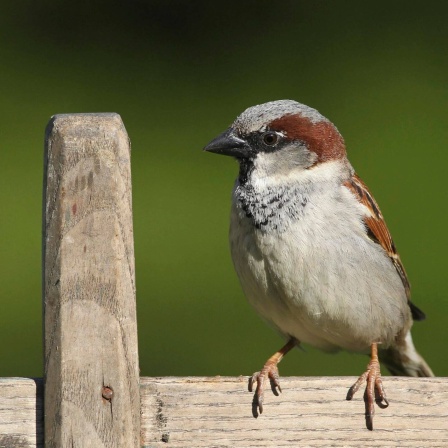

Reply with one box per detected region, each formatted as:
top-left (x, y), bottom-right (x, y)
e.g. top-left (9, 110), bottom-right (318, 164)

top-left (344, 174), bottom-right (425, 321)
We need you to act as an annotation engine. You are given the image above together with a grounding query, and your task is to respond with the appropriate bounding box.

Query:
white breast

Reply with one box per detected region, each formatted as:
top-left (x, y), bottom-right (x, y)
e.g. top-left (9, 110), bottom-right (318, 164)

top-left (229, 161), bottom-right (410, 353)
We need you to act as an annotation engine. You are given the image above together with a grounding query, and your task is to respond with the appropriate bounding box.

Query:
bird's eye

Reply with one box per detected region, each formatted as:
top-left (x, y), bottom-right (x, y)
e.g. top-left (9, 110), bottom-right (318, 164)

top-left (262, 132), bottom-right (279, 146)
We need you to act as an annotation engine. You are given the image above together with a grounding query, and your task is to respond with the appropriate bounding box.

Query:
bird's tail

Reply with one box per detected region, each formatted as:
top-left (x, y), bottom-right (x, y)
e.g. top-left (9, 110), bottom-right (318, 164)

top-left (379, 331), bottom-right (434, 377)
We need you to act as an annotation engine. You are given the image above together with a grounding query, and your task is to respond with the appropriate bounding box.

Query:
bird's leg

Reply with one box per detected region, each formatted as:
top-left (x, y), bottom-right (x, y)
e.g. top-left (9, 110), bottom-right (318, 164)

top-left (249, 338), bottom-right (297, 415)
top-left (346, 342), bottom-right (389, 430)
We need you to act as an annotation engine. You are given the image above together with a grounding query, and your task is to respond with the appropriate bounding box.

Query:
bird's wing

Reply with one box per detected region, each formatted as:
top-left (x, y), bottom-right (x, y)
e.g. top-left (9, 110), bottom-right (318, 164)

top-left (343, 173), bottom-right (425, 321)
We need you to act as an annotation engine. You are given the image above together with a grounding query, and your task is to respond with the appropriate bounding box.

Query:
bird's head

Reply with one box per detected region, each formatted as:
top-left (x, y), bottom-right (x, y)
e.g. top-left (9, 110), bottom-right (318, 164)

top-left (204, 100), bottom-right (347, 183)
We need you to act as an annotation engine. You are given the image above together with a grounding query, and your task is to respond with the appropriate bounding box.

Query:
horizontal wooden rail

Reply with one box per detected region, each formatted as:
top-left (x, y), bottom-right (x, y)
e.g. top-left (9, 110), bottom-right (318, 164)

top-left (1, 376), bottom-right (447, 447)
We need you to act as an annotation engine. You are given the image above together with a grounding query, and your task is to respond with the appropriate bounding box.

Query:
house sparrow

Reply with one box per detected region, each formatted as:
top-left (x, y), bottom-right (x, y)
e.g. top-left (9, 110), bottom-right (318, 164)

top-left (204, 100), bottom-right (434, 429)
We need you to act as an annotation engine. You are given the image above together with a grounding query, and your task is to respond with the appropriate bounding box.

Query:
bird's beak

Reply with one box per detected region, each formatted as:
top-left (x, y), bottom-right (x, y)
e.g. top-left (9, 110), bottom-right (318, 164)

top-left (203, 128), bottom-right (250, 158)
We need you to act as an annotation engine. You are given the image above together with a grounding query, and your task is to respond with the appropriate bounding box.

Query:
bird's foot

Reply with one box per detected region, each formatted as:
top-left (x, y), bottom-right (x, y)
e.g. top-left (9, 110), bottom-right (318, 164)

top-left (248, 360), bottom-right (282, 415)
top-left (247, 339), bottom-right (297, 417)
top-left (346, 343), bottom-right (389, 430)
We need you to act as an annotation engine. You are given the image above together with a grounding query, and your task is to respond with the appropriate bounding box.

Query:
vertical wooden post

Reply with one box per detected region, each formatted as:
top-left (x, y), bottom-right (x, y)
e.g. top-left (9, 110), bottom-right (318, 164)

top-left (43, 114), bottom-right (140, 447)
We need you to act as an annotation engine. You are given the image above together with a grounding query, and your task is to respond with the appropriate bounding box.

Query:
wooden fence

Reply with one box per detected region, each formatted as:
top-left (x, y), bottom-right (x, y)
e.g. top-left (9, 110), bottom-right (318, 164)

top-left (0, 114), bottom-right (446, 447)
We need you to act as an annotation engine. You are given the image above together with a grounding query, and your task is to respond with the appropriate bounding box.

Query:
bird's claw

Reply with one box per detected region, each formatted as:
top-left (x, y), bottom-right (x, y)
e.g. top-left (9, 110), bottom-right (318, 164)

top-left (347, 356), bottom-right (389, 430)
top-left (249, 362), bottom-right (282, 414)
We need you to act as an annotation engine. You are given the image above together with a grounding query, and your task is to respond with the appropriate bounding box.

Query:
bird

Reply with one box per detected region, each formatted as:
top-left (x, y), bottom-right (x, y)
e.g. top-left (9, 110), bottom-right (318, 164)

top-left (203, 99), bottom-right (434, 429)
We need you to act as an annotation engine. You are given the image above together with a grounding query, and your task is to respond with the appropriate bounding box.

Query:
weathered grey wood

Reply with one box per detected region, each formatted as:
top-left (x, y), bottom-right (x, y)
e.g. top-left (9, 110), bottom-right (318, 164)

top-left (43, 114), bottom-right (140, 447)
top-left (140, 376), bottom-right (448, 447)
top-left (0, 378), bottom-right (43, 448)
top-left (0, 377), bottom-right (447, 447)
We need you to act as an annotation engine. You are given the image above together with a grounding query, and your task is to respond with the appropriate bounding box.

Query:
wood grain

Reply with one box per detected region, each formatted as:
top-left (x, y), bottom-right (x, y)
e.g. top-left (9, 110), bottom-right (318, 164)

top-left (42, 114), bottom-right (140, 447)
top-left (1, 377), bottom-right (447, 447)
top-left (0, 378), bottom-right (43, 448)
top-left (140, 376), bottom-right (448, 447)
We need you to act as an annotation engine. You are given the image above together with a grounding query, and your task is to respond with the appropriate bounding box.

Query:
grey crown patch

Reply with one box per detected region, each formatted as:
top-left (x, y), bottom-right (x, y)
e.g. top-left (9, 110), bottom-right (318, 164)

top-left (234, 99), bottom-right (327, 135)
top-left (234, 182), bottom-right (308, 232)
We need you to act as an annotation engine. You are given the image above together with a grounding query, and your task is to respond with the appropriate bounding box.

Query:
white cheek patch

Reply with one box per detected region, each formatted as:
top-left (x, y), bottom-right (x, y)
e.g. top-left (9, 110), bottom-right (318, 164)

top-left (250, 145), bottom-right (319, 187)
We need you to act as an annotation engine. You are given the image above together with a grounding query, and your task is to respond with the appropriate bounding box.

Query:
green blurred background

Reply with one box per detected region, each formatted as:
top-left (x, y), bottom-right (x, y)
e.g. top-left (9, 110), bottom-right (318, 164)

top-left (0, 1), bottom-right (446, 379)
